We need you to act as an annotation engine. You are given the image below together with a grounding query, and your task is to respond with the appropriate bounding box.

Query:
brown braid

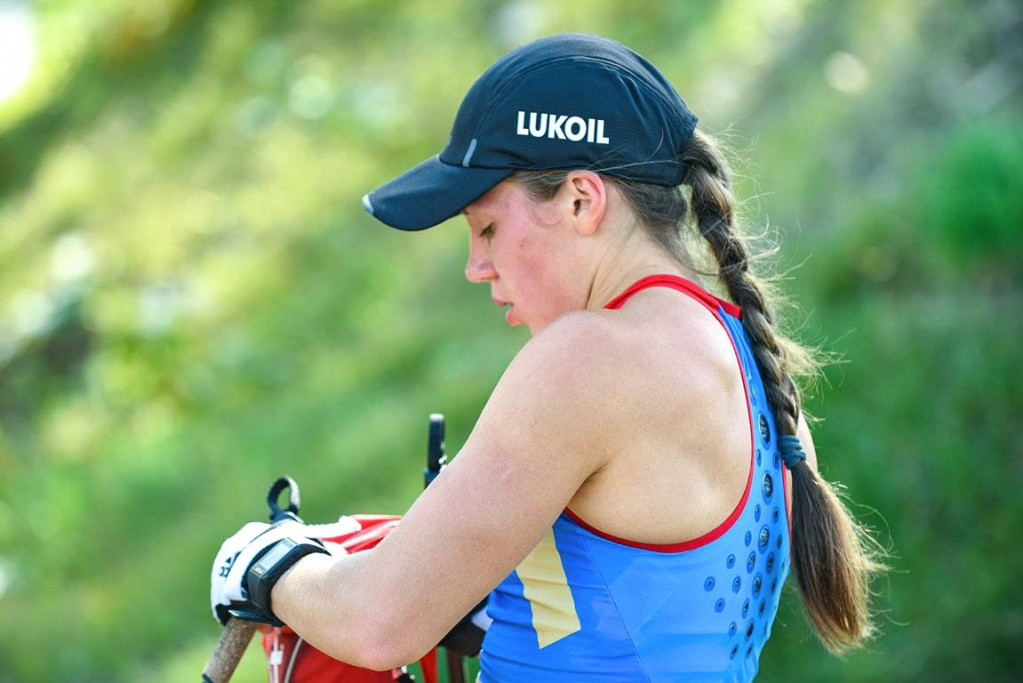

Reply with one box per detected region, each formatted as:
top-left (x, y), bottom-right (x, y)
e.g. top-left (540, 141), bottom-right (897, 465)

top-left (681, 129), bottom-right (884, 653)
top-left (679, 132), bottom-right (802, 435)
top-left (516, 131), bottom-right (885, 653)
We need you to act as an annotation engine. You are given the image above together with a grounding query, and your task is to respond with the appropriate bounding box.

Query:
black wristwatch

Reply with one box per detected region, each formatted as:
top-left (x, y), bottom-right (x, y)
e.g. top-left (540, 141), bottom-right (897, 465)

top-left (243, 537), bottom-right (329, 626)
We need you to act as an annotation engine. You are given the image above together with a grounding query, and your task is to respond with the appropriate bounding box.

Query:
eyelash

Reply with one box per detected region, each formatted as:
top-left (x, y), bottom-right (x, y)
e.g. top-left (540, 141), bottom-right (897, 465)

top-left (480, 224), bottom-right (494, 238)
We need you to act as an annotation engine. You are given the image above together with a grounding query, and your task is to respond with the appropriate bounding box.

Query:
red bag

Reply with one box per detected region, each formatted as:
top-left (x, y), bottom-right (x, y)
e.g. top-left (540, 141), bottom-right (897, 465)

top-left (260, 515), bottom-right (440, 683)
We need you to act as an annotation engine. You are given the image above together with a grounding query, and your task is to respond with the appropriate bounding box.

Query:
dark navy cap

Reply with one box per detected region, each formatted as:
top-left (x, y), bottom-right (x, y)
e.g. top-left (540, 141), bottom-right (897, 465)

top-left (363, 33), bottom-right (698, 231)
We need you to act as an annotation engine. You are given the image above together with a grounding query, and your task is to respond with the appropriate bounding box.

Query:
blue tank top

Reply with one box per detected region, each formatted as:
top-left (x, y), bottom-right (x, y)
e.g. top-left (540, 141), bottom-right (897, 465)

top-left (478, 275), bottom-right (792, 682)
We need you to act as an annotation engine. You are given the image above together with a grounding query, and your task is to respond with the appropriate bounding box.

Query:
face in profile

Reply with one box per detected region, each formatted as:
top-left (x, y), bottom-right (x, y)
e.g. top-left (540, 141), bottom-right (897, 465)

top-left (463, 180), bottom-right (591, 335)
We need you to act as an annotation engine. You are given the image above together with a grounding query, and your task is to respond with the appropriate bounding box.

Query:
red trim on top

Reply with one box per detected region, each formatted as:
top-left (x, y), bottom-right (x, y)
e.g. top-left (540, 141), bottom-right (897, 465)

top-left (603, 274), bottom-right (742, 319)
top-left (563, 274), bottom-right (755, 554)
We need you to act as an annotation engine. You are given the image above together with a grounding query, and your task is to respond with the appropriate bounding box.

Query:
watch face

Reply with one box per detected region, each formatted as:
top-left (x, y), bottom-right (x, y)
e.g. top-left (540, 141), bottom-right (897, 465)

top-left (251, 538), bottom-right (297, 578)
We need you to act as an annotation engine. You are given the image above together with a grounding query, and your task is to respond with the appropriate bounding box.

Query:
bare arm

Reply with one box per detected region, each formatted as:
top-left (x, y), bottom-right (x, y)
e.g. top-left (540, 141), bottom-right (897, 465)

top-left (270, 314), bottom-right (619, 669)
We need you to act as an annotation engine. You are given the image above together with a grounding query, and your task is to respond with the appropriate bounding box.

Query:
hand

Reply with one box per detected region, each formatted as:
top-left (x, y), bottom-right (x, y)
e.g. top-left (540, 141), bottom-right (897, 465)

top-left (210, 520), bottom-right (329, 626)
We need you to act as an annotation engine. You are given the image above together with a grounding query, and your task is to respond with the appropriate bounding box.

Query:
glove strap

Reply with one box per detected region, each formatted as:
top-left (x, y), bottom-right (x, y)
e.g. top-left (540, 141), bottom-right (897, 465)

top-left (235, 537), bottom-right (328, 626)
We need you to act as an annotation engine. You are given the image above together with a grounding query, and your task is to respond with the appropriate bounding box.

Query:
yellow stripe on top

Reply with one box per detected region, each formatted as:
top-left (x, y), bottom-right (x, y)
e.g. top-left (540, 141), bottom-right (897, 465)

top-left (516, 527), bottom-right (582, 648)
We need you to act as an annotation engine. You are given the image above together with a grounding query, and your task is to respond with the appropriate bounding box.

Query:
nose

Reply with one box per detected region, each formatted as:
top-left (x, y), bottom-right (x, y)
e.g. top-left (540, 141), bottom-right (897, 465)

top-left (465, 240), bottom-right (496, 283)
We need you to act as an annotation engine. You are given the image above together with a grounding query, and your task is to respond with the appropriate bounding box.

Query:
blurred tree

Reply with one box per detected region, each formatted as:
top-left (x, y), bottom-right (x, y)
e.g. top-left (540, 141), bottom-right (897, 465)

top-left (0, 0), bottom-right (1020, 680)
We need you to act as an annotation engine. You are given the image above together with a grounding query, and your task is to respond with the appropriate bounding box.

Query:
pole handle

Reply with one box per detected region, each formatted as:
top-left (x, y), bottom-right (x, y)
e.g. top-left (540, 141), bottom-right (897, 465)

top-left (201, 617), bottom-right (258, 683)
top-left (203, 476), bottom-right (301, 681)
top-left (425, 413), bottom-right (446, 487)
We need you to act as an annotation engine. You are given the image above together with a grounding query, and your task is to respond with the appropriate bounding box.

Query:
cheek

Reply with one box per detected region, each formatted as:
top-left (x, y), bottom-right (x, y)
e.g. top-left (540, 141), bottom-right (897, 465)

top-left (514, 236), bottom-right (553, 283)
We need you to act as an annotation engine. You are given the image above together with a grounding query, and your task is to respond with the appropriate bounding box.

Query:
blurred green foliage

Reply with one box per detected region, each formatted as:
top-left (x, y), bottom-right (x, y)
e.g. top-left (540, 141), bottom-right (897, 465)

top-left (0, 0), bottom-right (1020, 681)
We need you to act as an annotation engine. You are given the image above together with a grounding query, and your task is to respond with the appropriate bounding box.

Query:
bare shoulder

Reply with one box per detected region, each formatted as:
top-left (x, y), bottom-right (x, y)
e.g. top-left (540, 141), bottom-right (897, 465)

top-left (498, 308), bottom-right (635, 392)
top-left (475, 308), bottom-right (638, 468)
top-left (479, 295), bottom-right (735, 465)
top-left (493, 292), bottom-right (740, 420)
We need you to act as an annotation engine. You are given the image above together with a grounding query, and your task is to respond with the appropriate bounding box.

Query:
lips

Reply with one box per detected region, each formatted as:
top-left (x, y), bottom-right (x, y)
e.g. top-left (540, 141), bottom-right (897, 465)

top-left (492, 295), bottom-right (514, 324)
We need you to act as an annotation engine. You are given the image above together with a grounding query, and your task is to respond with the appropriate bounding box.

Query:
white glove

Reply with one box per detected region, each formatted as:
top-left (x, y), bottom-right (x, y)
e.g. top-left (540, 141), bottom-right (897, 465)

top-left (210, 515), bottom-right (360, 624)
top-left (210, 520), bottom-right (317, 624)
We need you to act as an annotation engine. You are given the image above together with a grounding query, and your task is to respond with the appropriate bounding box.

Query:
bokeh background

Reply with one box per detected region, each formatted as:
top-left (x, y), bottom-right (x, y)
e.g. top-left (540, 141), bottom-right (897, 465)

top-left (0, 0), bottom-right (1020, 681)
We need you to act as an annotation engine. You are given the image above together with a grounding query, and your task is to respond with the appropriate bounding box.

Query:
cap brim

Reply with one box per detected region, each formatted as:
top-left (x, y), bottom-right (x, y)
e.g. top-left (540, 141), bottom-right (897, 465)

top-left (363, 155), bottom-right (513, 231)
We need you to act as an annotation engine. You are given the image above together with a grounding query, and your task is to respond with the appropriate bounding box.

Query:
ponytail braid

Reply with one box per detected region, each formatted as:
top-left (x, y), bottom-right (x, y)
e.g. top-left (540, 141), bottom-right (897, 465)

top-left (681, 129), bottom-right (885, 653)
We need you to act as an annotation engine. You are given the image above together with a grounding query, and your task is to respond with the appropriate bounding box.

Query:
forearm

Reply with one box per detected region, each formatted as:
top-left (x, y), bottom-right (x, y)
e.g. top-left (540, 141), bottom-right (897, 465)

top-left (271, 549), bottom-right (438, 670)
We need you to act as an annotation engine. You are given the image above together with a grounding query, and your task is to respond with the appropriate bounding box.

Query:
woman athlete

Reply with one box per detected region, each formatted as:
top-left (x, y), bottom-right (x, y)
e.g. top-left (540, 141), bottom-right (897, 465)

top-left (211, 33), bottom-right (883, 681)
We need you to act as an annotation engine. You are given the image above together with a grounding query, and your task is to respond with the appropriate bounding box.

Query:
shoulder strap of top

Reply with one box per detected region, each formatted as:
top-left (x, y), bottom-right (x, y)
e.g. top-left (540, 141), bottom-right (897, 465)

top-left (604, 274), bottom-right (741, 319)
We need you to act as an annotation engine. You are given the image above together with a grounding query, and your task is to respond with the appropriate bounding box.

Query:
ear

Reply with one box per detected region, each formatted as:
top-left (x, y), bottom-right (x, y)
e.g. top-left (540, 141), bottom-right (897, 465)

top-left (563, 170), bottom-right (607, 237)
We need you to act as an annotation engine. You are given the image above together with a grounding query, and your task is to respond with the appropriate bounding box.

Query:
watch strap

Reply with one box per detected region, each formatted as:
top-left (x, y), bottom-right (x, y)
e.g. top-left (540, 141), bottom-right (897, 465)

top-left (241, 537), bottom-right (329, 626)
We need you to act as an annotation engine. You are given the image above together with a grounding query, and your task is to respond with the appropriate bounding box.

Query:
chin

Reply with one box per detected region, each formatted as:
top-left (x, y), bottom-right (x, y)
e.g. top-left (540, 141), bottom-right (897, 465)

top-left (525, 320), bottom-right (549, 336)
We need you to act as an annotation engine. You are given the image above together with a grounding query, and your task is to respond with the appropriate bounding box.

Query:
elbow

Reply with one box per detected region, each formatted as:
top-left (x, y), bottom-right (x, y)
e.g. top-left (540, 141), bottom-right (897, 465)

top-left (330, 612), bottom-right (436, 671)
top-left (354, 644), bottom-right (419, 673)
top-left (349, 640), bottom-right (434, 673)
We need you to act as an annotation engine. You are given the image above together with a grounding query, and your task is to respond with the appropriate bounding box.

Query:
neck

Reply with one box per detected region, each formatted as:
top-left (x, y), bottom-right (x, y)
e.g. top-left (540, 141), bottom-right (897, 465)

top-left (584, 229), bottom-right (690, 310)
